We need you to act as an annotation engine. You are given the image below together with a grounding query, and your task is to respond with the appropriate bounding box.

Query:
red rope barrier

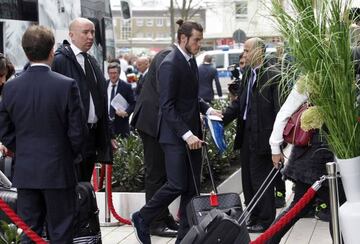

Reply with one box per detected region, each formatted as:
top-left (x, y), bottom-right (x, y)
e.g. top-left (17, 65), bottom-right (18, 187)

top-left (92, 168), bottom-right (99, 192)
top-left (250, 187), bottom-right (317, 244)
top-left (105, 165), bottom-right (132, 225)
top-left (0, 198), bottom-right (47, 244)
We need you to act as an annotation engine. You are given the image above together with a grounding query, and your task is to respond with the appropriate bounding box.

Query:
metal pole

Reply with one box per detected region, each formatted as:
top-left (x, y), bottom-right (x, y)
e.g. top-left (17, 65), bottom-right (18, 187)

top-left (326, 162), bottom-right (342, 244)
top-left (105, 165), bottom-right (111, 223)
top-left (100, 164), bottom-right (121, 227)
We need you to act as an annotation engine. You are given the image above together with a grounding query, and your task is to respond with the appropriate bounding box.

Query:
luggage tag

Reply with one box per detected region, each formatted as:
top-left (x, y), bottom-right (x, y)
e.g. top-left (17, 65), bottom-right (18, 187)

top-left (210, 191), bottom-right (219, 207)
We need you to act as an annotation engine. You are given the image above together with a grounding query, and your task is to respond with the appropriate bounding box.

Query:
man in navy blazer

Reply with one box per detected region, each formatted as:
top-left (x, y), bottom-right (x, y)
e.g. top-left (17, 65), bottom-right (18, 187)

top-left (198, 54), bottom-right (222, 103)
top-left (107, 62), bottom-right (135, 138)
top-left (0, 26), bottom-right (85, 243)
top-left (131, 20), bottom-right (222, 244)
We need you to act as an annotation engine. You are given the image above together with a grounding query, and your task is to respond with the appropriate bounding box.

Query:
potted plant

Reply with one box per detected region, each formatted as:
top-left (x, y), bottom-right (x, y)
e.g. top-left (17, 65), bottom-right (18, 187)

top-left (271, 0), bottom-right (360, 242)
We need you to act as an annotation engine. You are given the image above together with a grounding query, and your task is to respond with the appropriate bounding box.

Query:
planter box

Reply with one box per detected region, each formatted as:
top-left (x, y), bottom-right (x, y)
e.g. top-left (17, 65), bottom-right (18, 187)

top-left (96, 167), bottom-right (242, 223)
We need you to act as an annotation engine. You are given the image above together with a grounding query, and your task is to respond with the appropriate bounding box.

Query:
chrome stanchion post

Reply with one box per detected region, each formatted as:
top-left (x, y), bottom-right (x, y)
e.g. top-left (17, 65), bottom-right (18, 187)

top-left (105, 165), bottom-right (111, 223)
top-left (100, 165), bottom-right (121, 227)
top-left (326, 162), bottom-right (342, 244)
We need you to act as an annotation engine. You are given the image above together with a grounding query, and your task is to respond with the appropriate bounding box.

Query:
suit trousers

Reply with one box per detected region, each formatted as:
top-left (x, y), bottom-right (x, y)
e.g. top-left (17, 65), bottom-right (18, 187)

top-left (139, 130), bottom-right (172, 228)
top-left (17, 187), bottom-right (76, 244)
top-left (139, 143), bottom-right (202, 242)
top-left (78, 127), bottom-right (97, 182)
top-left (240, 126), bottom-right (275, 228)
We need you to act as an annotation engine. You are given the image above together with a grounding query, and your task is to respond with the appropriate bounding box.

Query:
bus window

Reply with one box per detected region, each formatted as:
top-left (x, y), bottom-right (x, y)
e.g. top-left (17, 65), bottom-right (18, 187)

top-left (213, 54), bottom-right (224, 69)
top-left (0, 0), bottom-right (38, 22)
top-left (229, 53), bottom-right (241, 66)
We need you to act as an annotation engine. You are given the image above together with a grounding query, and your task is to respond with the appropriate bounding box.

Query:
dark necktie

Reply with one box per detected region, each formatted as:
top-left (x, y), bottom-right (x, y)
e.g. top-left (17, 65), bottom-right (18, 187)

top-left (109, 84), bottom-right (116, 119)
top-left (189, 58), bottom-right (198, 79)
top-left (80, 52), bottom-right (104, 118)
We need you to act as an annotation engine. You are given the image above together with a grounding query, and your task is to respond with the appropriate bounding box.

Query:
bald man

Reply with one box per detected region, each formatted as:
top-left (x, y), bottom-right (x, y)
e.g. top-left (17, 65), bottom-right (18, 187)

top-left (223, 37), bottom-right (281, 233)
top-left (52, 17), bottom-right (112, 182)
top-left (135, 56), bottom-right (150, 97)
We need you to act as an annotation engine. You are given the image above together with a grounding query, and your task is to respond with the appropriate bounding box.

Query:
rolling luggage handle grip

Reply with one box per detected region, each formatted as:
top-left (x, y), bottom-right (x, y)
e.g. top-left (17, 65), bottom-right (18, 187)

top-left (238, 165), bottom-right (282, 226)
top-left (185, 142), bottom-right (217, 196)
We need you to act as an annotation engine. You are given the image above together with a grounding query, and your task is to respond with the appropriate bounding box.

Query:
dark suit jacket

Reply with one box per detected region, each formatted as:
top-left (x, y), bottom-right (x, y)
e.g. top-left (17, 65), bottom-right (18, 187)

top-left (107, 79), bottom-right (135, 137)
top-left (0, 66), bottom-right (85, 188)
top-left (198, 63), bottom-right (222, 102)
top-left (223, 63), bottom-right (281, 153)
top-left (157, 47), bottom-right (209, 144)
top-left (52, 40), bottom-right (112, 163)
top-left (131, 46), bottom-right (174, 137)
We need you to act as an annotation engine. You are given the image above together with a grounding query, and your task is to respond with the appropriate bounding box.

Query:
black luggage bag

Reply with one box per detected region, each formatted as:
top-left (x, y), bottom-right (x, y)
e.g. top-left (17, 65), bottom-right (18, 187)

top-left (181, 208), bottom-right (250, 244)
top-left (0, 166), bottom-right (17, 224)
top-left (73, 182), bottom-right (102, 244)
top-left (186, 144), bottom-right (243, 226)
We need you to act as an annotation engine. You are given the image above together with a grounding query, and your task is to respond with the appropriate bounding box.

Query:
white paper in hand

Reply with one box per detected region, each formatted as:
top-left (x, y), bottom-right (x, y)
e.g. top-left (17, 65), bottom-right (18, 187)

top-left (111, 93), bottom-right (129, 111)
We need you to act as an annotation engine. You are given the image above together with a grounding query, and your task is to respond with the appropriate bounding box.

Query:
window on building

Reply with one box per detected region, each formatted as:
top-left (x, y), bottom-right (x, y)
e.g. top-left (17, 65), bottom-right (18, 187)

top-left (146, 19), bottom-right (154, 27)
top-left (156, 18), bottom-right (164, 27)
top-left (136, 19), bottom-right (144, 26)
top-left (146, 32), bottom-right (153, 39)
top-left (235, 1), bottom-right (248, 19)
top-left (120, 19), bottom-right (132, 40)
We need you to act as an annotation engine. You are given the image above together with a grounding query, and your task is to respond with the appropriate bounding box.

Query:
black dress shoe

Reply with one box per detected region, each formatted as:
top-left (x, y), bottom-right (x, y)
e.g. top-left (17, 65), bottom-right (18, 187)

top-left (150, 226), bottom-right (178, 238)
top-left (247, 224), bottom-right (266, 233)
top-left (131, 211), bottom-right (151, 244)
top-left (164, 214), bottom-right (179, 231)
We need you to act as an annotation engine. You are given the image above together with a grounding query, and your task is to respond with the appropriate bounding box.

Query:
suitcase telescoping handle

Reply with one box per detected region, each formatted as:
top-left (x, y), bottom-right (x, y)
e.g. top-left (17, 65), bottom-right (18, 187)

top-left (237, 165), bottom-right (282, 226)
top-left (185, 142), bottom-right (218, 196)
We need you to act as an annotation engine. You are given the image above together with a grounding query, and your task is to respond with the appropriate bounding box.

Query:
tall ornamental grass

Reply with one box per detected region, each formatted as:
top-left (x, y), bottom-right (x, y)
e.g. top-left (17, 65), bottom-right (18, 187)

top-left (271, 0), bottom-right (360, 159)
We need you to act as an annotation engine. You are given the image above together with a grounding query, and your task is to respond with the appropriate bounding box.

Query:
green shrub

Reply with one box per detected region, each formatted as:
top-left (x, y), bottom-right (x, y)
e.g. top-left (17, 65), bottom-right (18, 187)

top-left (0, 221), bottom-right (22, 244)
top-left (112, 133), bottom-right (145, 192)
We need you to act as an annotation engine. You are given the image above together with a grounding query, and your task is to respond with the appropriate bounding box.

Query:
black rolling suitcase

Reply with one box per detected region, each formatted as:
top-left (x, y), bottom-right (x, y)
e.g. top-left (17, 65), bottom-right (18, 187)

top-left (73, 182), bottom-right (102, 244)
top-left (186, 144), bottom-right (243, 227)
top-left (182, 145), bottom-right (281, 244)
top-left (182, 208), bottom-right (250, 244)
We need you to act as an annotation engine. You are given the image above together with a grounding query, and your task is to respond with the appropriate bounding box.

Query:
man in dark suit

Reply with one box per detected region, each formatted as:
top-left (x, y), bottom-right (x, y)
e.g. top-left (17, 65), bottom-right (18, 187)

top-left (198, 54), bottom-right (222, 103)
top-left (134, 56), bottom-right (149, 98)
top-left (0, 25), bottom-right (85, 243)
top-left (131, 20), bottom-right (222, 244)
top-left (107, 62), bottom-right (135, 138)
top-left (131, 45), bottom-right (179, 238)
top-left (223, 37), bottom-right (280, 233)
top-left (52, 17), bottom-right (112, 181)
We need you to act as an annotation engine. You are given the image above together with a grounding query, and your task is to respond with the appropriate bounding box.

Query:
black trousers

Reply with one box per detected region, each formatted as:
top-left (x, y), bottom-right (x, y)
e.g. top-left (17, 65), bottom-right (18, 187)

top-left (266, 180), bottom-right (346, 244)
top-left (78, 128), bottom-right (97, 182)
top-left (17, 187), bottom-right (76, 244)
top-left (139, 130), bottom-right (173, 228)
top-left (240, 127), bottom-right (275, 228)
top-left (139, 143), bottom-right (201, 242)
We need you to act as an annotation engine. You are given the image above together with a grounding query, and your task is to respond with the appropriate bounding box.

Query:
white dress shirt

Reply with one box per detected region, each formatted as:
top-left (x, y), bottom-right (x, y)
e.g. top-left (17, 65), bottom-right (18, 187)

top-left (70, 42), bottom-right (98, 124)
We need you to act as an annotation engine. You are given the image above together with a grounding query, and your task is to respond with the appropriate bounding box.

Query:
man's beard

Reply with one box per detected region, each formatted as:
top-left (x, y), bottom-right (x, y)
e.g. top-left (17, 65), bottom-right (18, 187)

top-left (185, 43), bottom-right (192, 55)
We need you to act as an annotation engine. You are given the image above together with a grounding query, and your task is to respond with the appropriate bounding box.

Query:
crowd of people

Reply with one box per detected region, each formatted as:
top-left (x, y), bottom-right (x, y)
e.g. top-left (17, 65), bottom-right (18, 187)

top-left (0, 16), bottom-right (355, 244)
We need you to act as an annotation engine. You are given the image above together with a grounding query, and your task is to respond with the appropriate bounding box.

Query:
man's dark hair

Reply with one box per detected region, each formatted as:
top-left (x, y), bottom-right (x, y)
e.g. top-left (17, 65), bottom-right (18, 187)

top-left (0, 53), bottom-right (15, 80)
top-left (22, 25), bottom-right (55, 62)
top-left (108, 62), bottom-right (121, 73)
top-left (176, 19), bottom-right (203, 43)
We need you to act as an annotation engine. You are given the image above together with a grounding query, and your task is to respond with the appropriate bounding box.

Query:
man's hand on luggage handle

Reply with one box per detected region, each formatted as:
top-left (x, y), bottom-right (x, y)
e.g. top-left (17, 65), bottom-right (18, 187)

top-left (186, 135), bottom-right (204, 150)
top-left (272, 154), bottom-right (284, 169)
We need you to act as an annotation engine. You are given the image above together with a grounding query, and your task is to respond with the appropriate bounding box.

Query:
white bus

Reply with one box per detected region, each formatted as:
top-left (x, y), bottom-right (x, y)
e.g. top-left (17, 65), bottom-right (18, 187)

top-left (0, 0), bottom-right (115, 71)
